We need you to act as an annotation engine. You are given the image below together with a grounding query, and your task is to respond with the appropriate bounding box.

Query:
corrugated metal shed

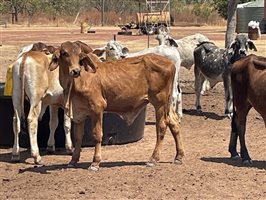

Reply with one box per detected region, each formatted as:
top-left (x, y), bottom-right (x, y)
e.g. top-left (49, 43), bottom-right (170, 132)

top-left (236, 0), bottom-right (265, 33)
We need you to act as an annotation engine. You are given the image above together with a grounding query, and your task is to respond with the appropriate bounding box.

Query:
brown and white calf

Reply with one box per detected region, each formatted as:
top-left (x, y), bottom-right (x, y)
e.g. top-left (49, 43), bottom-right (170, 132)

top-left (49, 41), bottom-right (184, 170)
top-left (229, 54), bottom-right (266, 164)
top-left (12, 45), bottom-right (73, 164)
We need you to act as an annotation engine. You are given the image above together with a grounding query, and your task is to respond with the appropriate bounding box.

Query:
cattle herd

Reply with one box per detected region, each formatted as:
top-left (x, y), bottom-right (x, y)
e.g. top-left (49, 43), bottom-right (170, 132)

top-left (8, 30), bottom-right (265, 170)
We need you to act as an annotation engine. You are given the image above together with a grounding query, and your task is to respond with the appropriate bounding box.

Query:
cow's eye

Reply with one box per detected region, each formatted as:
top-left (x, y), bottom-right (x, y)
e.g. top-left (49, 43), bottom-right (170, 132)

top-left (109, 47), bottom-right (114, 50)
top-left (60, 50), bottom-right (68, 57)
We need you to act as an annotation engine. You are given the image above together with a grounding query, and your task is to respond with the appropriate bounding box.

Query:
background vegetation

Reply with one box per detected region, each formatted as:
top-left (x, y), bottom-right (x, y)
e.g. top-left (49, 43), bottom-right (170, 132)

top-left (0, 0), bottom-right (250, 26)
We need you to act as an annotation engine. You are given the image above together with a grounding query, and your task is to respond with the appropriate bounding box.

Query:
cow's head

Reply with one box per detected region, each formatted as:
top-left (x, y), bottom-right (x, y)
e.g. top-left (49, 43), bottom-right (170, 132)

top-left (155, 33), bottom-right (178, 47)
top-left (105, 40), bottom-right (129, 60)
top-left (31, 42), bottom-right (57, 55)
top-left (229, 34), bottom-right (257, 57)
top-left (49, 41), bottom-right (96, 77)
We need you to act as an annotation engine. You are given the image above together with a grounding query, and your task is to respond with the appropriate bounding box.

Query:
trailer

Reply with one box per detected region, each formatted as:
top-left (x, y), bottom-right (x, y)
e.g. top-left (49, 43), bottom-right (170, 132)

top-left (136, 11), bottom-right (170, 34)
top-left (118, 0), bottom-right (171, 35)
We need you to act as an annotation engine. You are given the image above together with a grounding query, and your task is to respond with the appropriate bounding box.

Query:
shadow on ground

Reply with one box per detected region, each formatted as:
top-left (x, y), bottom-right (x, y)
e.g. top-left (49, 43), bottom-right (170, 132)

top-left (201, 156), bottom-right (266, 170)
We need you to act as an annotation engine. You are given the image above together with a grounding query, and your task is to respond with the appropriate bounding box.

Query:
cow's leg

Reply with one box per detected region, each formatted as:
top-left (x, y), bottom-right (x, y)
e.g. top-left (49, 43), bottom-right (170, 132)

top-left (89, 113), bottom-right (103, 171)
top-left (46, 105), bottom-right (59, 153)
top-left (12, 108), bottom-right (22, 162)
top-left (223, 75), bottom-right (233, 118)
top-left (237, 109), bottom-right (252, 164)
top-left (168, 107), bottom-right (184, 164)
top-left (68, 121), bottom-right (85, 167)
top-left (176, 84), bottom-right (183, 120)
top-left (27, 103), bottom-right (42, 164)
top-left (229, 104), bottom-right (252, 164)
top-left (147, 105), bottom-right (168, 166)
top-left (194, 72), bottom-right (205, 112)
top-left (228, 110), bottom-right (240, 159)
top-left (63, 114), bottom-right (73, 154)
top-left (201, 79), bottom-right (210, 95)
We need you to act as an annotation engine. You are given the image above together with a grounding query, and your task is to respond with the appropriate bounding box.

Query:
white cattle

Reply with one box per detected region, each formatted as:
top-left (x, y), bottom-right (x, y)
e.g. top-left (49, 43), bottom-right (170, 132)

top-left (156, 33), bottom-right (212, 94)
top-left (96, 40), bottom-right (183, 119)
top-left (12, 44), bottom-right (73, 164)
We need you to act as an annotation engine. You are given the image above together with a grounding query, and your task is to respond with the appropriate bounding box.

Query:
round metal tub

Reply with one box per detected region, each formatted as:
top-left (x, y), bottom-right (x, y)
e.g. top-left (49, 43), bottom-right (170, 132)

top-left (0, 93), bottom-right (145, 148)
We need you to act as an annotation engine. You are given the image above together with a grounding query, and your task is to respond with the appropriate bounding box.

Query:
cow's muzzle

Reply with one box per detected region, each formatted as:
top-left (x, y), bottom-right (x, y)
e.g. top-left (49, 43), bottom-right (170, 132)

top-left (69, 68), bottom-right (81, 77)
top-left (239, 49), bottom-right (246, 57)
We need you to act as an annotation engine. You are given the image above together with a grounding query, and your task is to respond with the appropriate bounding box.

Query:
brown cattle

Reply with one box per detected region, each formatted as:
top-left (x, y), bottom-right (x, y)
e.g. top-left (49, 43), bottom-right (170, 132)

top-left (229, 54), bottom-right (266, 164)
top-left (74, 40), bottom-right (93, 54)
top-left (12, 41), bottom-right (93, 164)
top-left (49, 41), bottom-right (183, 170)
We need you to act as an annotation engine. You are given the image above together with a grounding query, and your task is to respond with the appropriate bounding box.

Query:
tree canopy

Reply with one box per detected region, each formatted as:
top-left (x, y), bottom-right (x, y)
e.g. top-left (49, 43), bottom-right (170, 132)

top-left (212, 0), bottom-right (251, 19)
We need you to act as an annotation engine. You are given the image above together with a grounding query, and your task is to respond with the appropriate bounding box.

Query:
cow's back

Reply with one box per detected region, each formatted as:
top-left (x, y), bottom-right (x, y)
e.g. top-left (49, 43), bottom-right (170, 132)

top-left (232, 54), bottom-right (266, 121)
top-left (73, 53), bottom-right (175, 112)
top-left (177, 33), bottom-right (209, 68)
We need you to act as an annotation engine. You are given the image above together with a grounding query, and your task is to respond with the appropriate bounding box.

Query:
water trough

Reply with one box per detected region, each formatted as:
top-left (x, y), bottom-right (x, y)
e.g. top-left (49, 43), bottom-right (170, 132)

top-left (0, 83), bottom-right (145, 148)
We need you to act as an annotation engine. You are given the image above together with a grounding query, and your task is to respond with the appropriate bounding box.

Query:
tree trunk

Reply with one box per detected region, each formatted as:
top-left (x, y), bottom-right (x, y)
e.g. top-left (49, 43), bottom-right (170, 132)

top-left (14, 7), bottom-right (19, 23)
top-left (225, 0), bottom-right (240, 48)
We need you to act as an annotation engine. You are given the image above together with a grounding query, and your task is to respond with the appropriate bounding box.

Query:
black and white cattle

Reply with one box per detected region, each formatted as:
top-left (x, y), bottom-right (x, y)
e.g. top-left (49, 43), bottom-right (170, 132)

top-left (193, 34), bottom-right (257, 117)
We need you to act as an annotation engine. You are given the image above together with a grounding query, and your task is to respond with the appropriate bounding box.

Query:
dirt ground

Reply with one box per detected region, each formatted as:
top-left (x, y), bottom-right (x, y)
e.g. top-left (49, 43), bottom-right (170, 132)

top-left (0, 25), bottom-right (265, 200)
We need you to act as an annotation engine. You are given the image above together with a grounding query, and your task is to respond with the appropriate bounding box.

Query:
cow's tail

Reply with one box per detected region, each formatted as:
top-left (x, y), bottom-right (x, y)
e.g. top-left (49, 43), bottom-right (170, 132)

top-left (168, 61), bottom-right (181, 123)
top-left (231, 103), bottom-right (237, 133)
top-left (20, 53), bottom-right (27, 130)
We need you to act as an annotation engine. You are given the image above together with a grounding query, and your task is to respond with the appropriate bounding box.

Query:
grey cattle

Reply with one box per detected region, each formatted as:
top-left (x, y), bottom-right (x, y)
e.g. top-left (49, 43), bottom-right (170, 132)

top-left (193, 34), bottom-right (257, 117)
top-left (156, 33), bottom-right (211, 95)
top-left (156, 33), bottom-right (209, 70)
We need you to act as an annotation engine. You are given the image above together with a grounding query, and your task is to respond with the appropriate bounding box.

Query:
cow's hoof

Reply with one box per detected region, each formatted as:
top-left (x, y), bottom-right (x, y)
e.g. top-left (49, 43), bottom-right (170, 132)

top-left (11, 154), bottom-right (20, 163)
top-left (225, 113), bottom-right (233, 119)
top-left (243, 159), bottom-right (253, 165)
top-left (230, 154), bottom-right (240, 160)
top-left (201, 91), bottom-right (207, 96)
top-left (196, 106), bottom-right (202, 113)
top-left (173, 158), bottom-right (182, 165)
top-left (34, 156), bottom-right (42, 165)
top-left (67, 162), bottom-right (77, 168)
top-left (65, 148), bottom-right (74, 155)
top-left (46, 146), bottom-right (55, 154)
top-left (89, 163), bottom-right (100, 171)
top-left (146, 159), bottom-right (157, 167)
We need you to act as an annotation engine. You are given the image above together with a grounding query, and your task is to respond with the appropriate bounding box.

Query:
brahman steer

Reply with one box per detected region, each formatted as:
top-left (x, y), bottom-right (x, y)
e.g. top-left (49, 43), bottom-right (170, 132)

top-left (193, 34), bottom-right (257, 117)
top-left (49, 41), bottom-right (183, 171)
top-left (11, 43), bottom-right (76, 164)
top-left (94, 40), bottom-right (182, 118)
top-left (229, 54), bottom-right (266, 164)
top-left (156, 33), bottom-right (209, 70)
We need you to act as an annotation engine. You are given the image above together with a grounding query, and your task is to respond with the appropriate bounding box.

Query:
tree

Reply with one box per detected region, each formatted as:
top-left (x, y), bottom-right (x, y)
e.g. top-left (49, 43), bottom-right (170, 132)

top-left (212, 0), bottom-right (250, 19)
top-left (225, 0), bottom-right (240, 48)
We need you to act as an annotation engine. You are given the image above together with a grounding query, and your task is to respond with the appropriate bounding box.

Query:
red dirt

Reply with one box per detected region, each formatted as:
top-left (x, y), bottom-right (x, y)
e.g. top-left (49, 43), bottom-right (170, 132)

top-left (0, 25), bottom-right (265, 200)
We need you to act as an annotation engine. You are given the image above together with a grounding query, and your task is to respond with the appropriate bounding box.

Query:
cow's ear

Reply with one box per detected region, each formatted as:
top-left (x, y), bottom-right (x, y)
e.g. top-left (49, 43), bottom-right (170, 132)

top-left (49, 49), bottom-right (60, 71)
top-left (167, 37), bottom-right (178, 47)
top-left (248, 40), bottom-right (257, 51)
top-left (122, 47), bottom-right (129, 54)
top-left (229, 41), bottom-right (236, 51)
top-left (92, 48), bottom-right (105, 57)
top-left (79, 52), bottom-right (97, 73)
